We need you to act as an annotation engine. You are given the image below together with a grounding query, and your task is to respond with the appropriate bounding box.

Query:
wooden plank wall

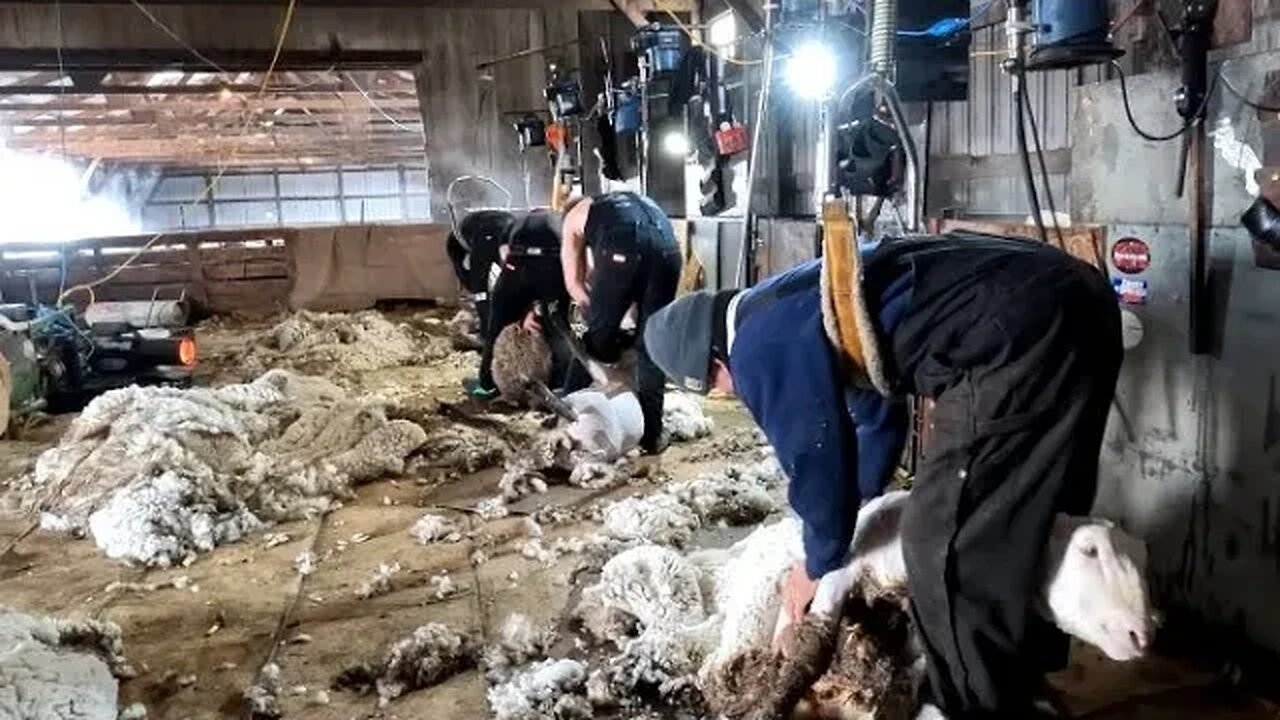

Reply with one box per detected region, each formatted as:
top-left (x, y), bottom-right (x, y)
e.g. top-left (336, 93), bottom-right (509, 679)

top-left (0, 229), bottom-right (293, 314)
top-left (0, 223), bottom-right (465, 316)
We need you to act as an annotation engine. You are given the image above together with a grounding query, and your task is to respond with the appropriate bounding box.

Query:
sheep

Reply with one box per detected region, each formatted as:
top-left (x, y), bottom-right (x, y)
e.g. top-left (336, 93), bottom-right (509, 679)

top-left (798, 491), bottom-right (1156, 663)
top-left (698, 490), bottom-right (1157, 720)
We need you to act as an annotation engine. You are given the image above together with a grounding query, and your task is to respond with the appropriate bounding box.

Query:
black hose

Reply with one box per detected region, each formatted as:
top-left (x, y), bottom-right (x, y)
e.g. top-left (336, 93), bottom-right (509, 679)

top-left (1013, 78), bottom-right (1049, 244)
top-left (1018, 69), bottom-right (1065, 248)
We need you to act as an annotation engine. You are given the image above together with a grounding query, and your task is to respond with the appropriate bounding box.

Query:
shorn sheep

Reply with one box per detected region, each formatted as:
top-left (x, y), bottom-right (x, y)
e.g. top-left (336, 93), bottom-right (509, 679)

top-left (695, 490), bottom-right (1158, 720)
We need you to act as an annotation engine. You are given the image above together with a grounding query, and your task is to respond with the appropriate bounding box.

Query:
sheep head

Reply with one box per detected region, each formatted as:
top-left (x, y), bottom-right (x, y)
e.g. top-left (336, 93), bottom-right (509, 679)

top-left (1040, 516), bottom-right (1157, 662)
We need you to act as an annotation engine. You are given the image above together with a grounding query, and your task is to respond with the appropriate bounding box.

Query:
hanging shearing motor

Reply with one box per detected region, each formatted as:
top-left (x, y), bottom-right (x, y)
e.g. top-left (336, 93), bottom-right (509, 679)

top-left (1023, 0), bottom-right (1124, 70)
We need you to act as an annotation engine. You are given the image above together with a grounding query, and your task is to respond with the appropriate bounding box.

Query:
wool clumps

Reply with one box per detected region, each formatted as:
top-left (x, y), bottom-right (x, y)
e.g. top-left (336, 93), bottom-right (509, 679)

top-left (0, 608), bottom-right (134, 720)
top-left (334, 623), bottom-right (476, 707)
top-left (12, 370), bottom-right (426, 566)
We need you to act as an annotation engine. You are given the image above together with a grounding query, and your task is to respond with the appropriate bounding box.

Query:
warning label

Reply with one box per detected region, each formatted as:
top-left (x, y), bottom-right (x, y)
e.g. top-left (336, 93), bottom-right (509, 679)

top-left (1112, 237), bottom-right (1152, 275)
top-left (1113, 277), bottom-right (1149, 306)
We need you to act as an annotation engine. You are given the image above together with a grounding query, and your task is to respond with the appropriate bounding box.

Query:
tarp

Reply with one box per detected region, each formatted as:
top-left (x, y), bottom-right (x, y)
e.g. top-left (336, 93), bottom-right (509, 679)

top-left (288, 224), bottom-right (463, 311)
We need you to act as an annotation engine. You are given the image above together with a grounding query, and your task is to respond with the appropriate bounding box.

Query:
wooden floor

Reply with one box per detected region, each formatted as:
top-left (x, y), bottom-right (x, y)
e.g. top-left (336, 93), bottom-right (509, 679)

top-left (0, 317), bottom-right (1275, 720)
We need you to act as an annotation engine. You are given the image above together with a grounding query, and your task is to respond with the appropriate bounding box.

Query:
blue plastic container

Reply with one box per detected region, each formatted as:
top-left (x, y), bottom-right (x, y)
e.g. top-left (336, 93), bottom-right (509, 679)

top-left (612, 91), bottom-right (643, 135)
top-left (1036, 0), bottom-right (1110, 46)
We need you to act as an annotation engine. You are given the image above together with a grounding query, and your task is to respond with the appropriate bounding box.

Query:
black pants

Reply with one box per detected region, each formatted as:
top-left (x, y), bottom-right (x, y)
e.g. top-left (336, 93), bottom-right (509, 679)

top-left (478, 257), bottom-right (572, 391)
top-left (900, 259), bottom-right (1122, 719)
top-left (583, 231), bottom-right (682, 450)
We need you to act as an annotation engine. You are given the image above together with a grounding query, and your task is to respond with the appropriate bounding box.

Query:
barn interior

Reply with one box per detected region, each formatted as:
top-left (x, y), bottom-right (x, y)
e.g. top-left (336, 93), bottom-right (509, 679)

top-left (1, 1), bottom-right (1279, 719)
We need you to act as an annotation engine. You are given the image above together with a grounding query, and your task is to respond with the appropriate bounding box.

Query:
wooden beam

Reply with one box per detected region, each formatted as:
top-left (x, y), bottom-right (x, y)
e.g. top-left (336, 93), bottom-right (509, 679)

top-left (0, 0), bottom-right (691, 7)
top-left (0, 48), bottom-right (425, 72)
top-left (0, 83), bottom-right (416, 96)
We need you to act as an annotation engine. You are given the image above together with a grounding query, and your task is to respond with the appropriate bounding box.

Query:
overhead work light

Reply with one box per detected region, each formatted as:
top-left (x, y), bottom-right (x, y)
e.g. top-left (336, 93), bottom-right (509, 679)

top-left (784, 40), bottom-right (840, 100)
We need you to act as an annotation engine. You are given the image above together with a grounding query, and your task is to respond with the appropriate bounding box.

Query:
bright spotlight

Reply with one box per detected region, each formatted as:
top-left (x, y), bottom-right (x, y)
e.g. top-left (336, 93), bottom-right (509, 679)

top-left (662, 131), bottom-right (691, 157)
top-left (785, 41), bottom-right (838, 100)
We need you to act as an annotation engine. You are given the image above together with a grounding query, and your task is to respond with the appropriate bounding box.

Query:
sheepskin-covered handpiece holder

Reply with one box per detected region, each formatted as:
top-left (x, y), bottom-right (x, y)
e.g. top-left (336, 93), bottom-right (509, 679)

top-left (819, 199), bottom-right (891, 395)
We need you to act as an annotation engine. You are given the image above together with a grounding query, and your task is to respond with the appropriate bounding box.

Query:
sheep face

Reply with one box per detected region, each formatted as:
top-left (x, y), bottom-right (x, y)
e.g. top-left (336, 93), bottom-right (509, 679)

top-left (1041, 517), bottom-right (1157, 662)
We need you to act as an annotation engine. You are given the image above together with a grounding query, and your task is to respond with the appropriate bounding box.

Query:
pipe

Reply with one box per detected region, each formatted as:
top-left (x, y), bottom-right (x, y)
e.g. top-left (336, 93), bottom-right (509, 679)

top-left (869, 0), bottom-right (898, 79)
top-left (735, 1), bottom-right (776, 288)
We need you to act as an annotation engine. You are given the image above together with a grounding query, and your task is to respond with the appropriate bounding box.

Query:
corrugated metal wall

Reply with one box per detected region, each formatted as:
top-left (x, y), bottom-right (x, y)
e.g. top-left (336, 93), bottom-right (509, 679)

top-left (142, 164), bottom-right (429, 231)
top-left (925, 3), bottom-right (1087, 219)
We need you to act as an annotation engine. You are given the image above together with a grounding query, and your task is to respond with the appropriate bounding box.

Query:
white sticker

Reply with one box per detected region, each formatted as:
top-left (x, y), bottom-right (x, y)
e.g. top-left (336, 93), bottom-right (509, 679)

top-left (527, 247), bottom-right (544, 256)
top-left (612, 253), bottom-right (628, 264)
top-left (473, 292), bottom-right (488, 301)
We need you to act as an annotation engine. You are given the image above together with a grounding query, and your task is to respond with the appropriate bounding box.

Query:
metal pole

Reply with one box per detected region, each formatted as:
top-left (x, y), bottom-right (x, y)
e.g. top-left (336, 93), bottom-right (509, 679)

top-left (735, 1), bottom-right (775, 288)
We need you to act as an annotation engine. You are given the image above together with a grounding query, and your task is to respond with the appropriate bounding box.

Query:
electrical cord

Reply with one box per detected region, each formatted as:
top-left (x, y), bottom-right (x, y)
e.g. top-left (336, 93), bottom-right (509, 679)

top-left (1219, 60), bottom-right (1280, 113)
top-left (128, 0), bottom-right (231, 76)
top-left (58, 0), bottom-right (299, 307)
top-left (1111, 60), bottom-right (1218, 143)
top-left (343, 71), bottom-right (423, 135)
top-left (1012, 78), bottom-right (1049, 244)
top-left (1018, 69), bottom-right (1066, 249)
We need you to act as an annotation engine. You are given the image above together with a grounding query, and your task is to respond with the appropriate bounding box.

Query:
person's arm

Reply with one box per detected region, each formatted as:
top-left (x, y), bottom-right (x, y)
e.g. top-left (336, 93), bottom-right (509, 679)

top-left (560, 203), bottom-right (591, 307)
top-left (732, 296), bottom-right (861, 581)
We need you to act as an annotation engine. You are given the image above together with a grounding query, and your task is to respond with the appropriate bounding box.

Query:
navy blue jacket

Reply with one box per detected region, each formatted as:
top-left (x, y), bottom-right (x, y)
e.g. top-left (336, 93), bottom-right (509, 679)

top-left (731, 256), bottom-right (912, 579)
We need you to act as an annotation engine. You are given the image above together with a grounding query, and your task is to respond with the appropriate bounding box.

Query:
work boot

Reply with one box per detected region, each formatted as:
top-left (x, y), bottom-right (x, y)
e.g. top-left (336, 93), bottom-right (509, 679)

top-left (462, 377), bottom-right (498, 400)
top-left (640, 429), bottom-right (671, 456)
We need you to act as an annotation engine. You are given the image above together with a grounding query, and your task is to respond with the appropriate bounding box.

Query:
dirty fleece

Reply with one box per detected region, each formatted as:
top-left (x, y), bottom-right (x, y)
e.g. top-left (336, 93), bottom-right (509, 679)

top-left (15, 369), bottom-right (426, 566)
top-left (0, 607), bottom-right (133, 720)
top-left (234, 310), bottom-right (450, 381)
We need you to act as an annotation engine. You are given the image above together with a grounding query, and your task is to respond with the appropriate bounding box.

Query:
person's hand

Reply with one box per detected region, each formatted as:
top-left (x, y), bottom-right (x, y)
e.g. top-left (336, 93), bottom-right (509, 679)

top-left (569, 284), bottom-right (591, 309)
top-left (522, 311), bottom-right (542, 334)
top-left (782, 561), bottom-right (820, 625)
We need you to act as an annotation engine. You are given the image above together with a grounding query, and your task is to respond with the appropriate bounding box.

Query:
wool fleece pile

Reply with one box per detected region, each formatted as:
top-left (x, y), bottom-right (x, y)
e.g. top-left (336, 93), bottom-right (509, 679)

top-left (10, 369), bottom-right (426, 566)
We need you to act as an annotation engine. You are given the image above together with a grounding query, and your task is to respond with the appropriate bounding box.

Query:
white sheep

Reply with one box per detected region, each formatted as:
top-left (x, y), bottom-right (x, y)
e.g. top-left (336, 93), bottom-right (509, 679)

top-left (698, 489), bottom-right (1157, 717)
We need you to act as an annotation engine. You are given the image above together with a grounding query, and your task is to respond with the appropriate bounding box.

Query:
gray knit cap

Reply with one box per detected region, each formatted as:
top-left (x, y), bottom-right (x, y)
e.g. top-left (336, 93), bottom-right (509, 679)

top-left (644, 291), bottom-right (716, 394)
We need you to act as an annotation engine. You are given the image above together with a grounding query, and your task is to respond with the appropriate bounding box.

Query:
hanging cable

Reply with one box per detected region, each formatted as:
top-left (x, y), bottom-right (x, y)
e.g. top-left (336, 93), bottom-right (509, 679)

top-left (128, 0), bottom-right (231, 76)
top-left (58, 0), bottom-right (299, 307)
top-left (343, 72), bottom-right (423, 134)
top-left (1012, 76), bottom-right (1048, 244)
top-left (1111, 60), bottom-right (1218, 143)
top-left (1219, 60), bottom-right (1280, 113)
top-left (1018, 69), bottom-right (1065, 248)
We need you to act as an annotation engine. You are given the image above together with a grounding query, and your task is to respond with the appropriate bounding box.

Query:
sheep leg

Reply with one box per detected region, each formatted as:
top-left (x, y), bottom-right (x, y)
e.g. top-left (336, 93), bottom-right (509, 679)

top-left (748, 615), bottom-right (841, 720)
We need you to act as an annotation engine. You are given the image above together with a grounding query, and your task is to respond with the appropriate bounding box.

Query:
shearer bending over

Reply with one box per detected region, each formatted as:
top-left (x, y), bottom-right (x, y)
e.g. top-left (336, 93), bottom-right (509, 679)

top-left (644, 233), bottom-right (1124, 719)
top-left (560, 191), bottom-right (682, 454)
top-left (475, 209), bottom-right (577, 397)
top-left (448, 209), bottom-right (518, 398)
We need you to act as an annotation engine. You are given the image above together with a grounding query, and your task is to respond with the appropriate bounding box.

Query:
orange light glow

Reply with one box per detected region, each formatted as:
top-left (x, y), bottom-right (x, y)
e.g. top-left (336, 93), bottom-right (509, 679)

top-left (178, 337), bottom-right (198, 367)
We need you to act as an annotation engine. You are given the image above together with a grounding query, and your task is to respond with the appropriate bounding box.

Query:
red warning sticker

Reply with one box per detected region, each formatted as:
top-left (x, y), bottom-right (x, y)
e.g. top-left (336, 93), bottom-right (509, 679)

top-left (1112, 237), bottom-right (1151, 275)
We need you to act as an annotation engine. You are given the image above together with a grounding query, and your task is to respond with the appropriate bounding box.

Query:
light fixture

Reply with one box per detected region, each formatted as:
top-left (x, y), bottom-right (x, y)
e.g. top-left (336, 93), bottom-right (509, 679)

top-left (709, 12), bottom-right (737, 52)
top-left (661, 131), bottom-right (691, 157)
top-left (784, 41), bottom-right (838, 100)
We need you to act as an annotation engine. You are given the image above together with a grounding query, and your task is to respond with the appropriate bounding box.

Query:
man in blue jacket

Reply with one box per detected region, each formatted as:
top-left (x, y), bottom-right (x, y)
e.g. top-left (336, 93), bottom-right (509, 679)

top-left (644, 233), bottom-right (1123, 720)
